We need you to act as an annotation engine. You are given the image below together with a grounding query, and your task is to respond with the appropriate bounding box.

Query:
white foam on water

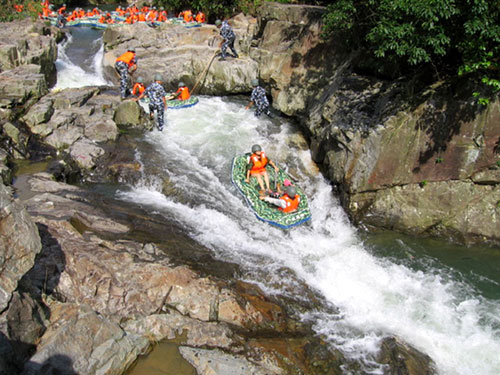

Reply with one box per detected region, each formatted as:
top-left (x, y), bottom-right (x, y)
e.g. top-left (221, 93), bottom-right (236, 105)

top-left (54, 31), bottom-right (111, 89)
top-left (114, 81), bottom-right (500, 375)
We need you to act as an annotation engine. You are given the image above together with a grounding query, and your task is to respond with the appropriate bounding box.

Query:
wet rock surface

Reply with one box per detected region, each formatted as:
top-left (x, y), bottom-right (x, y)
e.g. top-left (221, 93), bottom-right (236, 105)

top-left (0, 8), bottom-right (477, 374)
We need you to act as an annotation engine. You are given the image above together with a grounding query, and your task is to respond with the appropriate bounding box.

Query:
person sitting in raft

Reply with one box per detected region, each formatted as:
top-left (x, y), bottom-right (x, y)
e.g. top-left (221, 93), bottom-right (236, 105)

top-left (171, 82), bottom-right (191, 101)
top-left (195, 11), bottom-right (206, 23)
top-left (245, 144), bottom-right (279, 196)
top-left (132, 76), bottom-right (145, 97)
top-left (179, 9), bottom-right (193, 22)
top-left (260, 185), bottom-right (300, 213)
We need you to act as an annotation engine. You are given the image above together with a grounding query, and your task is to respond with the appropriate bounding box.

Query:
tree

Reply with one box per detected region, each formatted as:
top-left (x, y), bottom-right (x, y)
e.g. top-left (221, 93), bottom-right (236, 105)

top-left (322, 0), bottom-right (500, 96)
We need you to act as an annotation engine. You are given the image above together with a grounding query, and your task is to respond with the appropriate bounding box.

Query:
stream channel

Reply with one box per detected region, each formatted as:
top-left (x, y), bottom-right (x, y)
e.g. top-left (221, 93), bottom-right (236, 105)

top-left (42, 25), bottom-right (500, 375)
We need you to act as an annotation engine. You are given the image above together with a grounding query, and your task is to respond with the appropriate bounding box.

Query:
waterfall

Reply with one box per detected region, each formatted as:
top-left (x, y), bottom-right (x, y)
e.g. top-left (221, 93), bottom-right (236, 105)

top-left (116, 97), bottom-right (500, 375)
top-left (54, 27), bottom-right (500, 374)
top-left (54, 27), bottom-right (111, 89)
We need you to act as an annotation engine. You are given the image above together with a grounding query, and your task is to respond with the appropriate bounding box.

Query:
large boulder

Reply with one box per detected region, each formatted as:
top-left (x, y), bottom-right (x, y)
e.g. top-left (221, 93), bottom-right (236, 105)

top-left (307, 79), bottom-right (500, 245)
top-left (102, 18), bottom-right (259, 95)
top-left (21, 302), bottom-right (149, 375)
top-left (0, 183), bottom-right (41, 312)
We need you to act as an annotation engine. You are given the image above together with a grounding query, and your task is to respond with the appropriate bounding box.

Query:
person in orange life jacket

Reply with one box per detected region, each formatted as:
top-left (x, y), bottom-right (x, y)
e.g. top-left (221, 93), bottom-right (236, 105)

top-left (195, 11), bottom-right (205, 23)
top-left (157, 9), bottom-right (167, 22)
top-left (245, 144), bottom-right (278, 195)
top-left (132, 76), bottom-right (145, 97)
top-left (179, 10), bottom-right (193, 22)
top-left (171, 82), bottom-right (191, 101)
top-left (115, 49), bottom-right (137, 99)
top-left (260, 185), bottom-right (300, 213)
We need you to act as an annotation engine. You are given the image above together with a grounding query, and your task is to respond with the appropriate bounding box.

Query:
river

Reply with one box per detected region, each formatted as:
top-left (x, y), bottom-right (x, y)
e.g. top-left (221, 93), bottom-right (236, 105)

top-left (54, 26), bottom-right (500, 375)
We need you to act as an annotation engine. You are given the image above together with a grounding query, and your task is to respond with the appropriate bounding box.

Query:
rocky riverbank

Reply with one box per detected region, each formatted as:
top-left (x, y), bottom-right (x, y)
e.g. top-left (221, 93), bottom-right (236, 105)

top-left (2, 1), bottom-right (495, 374)
top-left (100, 2), bottom-right (499, 246)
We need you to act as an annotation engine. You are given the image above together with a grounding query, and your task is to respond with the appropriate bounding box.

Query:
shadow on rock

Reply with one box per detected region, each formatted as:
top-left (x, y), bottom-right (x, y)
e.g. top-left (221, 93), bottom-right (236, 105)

top-left (20, 223), bottom-right (66, 300)
top-left (22, 354), bottom-right (77, 375)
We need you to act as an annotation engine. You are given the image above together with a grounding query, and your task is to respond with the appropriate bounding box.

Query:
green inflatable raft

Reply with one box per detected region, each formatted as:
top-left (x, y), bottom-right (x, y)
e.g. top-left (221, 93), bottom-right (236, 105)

top-left (231, 154), bottom-right (312, 229)
top-left (141, 96), bottom-right (199, 109)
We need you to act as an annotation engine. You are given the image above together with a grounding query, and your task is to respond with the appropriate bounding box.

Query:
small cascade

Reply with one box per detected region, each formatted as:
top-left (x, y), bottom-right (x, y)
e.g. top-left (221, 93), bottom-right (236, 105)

top-left (54, 27), bottom-right (111, 89)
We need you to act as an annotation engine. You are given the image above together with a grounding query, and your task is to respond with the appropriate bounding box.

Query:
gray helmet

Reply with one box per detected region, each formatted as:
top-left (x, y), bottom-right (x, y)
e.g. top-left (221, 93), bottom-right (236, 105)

top-left (215, 19), bottom-right (222, 26)
top-left (285, 186), bottom-right (297, 198)
top-left (154, 74), bottom-right (163, 82)
top-left (251, 144), bottom-right (262, 153)
top-left (137, 76), bottom-right (144, 83)
top-left (251, 79), bottom-right (259, 87)
top-left (178, 81), bottom-right (185, 87)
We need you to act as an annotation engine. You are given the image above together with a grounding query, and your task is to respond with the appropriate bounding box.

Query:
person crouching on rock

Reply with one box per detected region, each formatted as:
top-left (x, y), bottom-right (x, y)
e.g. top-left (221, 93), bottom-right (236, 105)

top-left (171, 82), bottom-right (191, 101)
top-left (133, 74), bottom-right (168, 132)
top-left (246, 79), bottom-right (272, 118)
top-left (260, 185), bottom-right (300, 213)
top-left (245, 144), bottom-right (278, 196)
top-left (115, 49), bottom-right (137, 100)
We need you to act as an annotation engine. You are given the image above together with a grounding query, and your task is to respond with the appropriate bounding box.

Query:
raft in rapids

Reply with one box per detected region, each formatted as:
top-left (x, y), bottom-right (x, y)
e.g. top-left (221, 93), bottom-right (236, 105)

top-left (141, 96), bottom-right (199, 109)
top-left (231, 154), bottom-right (312, 229)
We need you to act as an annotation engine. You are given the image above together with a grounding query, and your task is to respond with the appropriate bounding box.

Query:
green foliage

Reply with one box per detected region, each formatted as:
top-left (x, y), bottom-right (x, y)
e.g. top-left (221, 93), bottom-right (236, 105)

top-left (0, 1), bottom-right (41, 22)
top-left (322, 0), bottom-right (500, 93)
top-left (419, 180), bottom-right (428, 188)
top-left (496, 160), bottom-right (500, 168)
top-left (435, 157), bottom-right (443, 164)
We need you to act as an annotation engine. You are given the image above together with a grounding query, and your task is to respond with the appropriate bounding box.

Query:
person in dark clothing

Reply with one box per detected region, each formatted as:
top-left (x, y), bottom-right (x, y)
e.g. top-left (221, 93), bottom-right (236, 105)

top-left (134, 74), bottom-right (167, 131)
top-left (215, 19), bottom-right (238, 61)
top-left (246, 79), bottom-right (272, 117)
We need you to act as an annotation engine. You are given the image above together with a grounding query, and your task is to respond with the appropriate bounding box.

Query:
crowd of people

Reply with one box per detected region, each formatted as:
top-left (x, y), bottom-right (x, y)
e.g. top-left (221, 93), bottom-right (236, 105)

top-left (18, 2), bottom-right (294, 211)
top-left (33, 1), bottom-right (206, 26)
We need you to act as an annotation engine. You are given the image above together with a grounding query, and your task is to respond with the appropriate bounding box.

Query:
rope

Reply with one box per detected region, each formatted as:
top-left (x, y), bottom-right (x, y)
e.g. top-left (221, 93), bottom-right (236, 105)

top-left (191, 49), bottom-right (219, 94)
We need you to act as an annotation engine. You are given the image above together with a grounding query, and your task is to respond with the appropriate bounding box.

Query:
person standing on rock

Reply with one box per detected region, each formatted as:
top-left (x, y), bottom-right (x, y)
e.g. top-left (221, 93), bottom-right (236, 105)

top-left (246, 79), bottom-right (272, 118)
top-left (115, 49), bottom-right (137, 100)
top-left (215, 19), bottom-right (238, 61)
top-left (134, 74), bottom-right (168, 131)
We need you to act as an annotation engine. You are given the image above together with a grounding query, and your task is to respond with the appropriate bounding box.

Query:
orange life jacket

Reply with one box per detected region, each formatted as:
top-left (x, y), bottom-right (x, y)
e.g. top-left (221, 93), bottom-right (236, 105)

top-left (182, 10), bottom-right (193, 22)
top-left (249, 152), bottom-right (268, 174)
top-left (279, 194), bottom-right (300, 213)
top-left (58, 6), bottom-right (65, 15)
top-left (116, 51), bottom-right (136, 67)
top-left (195, 12), bottom-right (205, 23)
top-left (146, 10), bottom-right (157, 21)
top-left (138, 13), bottom-right (146, 22)
top-left (132, 83), bottom-right (145, 96)
top-left (157, 12), bottom-right (167, 22)
top-left (175, 86), bottom-right (191, 100)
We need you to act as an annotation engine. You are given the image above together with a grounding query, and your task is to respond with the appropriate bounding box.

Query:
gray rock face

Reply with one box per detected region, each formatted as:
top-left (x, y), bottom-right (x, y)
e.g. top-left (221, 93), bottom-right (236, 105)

top-left (103, 18), bottom-right (259, 95)
top-left (21, 302), bottom-right (149, 375)
top-left (179, 346), bottom-right (283, 375)
top-left (0, 183), bottom-right (41, 312)
top-left (307, 80), bottom-right (500, 245)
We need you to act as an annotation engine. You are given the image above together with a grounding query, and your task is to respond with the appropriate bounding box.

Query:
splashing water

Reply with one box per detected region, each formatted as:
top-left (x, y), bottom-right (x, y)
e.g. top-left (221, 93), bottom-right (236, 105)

top-left (54, 27), bottom-right (111, 89)
top-left (52, 28), bottom-right (500, 374)
top-left (113, 97), bottom-right (500, 375)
